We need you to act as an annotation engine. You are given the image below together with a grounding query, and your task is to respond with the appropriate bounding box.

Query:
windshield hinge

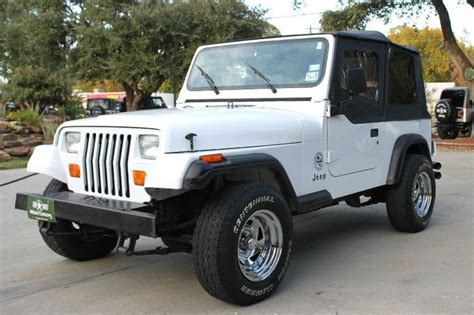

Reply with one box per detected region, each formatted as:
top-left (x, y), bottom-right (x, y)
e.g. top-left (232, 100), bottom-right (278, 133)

top-left (323, 99), bottom-right (332, 118)
top-left (325, 151), bottom-right (337, 164)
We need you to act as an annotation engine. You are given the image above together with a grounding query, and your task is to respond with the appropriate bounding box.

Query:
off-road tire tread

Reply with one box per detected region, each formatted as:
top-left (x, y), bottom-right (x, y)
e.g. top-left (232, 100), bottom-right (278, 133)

top-left (39, 179), bottom-right (117, 261)
top-left (193, 183), bottom-right (273, 304)
top-left (386, 154), bottom-right (434, 233)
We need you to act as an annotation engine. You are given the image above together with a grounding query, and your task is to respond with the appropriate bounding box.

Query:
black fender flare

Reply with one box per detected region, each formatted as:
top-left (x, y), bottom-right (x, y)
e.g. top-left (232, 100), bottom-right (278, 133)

top-left (183, 153), bottom-right (298, 210)
top-left (386, 134), bottom-right (431, 185)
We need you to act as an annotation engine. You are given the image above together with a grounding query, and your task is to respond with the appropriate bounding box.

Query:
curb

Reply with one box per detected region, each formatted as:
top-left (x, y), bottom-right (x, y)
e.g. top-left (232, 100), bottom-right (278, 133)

top-left (437, 141), bottom-right (474, 151)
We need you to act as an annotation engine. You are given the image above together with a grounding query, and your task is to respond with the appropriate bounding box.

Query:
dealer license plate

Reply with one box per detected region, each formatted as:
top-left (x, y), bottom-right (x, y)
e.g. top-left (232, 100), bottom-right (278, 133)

top-left (27, 196), bottom-right (57, 223)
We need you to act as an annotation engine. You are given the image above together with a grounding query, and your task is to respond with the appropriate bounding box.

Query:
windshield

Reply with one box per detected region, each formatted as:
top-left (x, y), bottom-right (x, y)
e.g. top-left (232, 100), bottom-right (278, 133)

top-left (187, 38), bottom-right (328, 91)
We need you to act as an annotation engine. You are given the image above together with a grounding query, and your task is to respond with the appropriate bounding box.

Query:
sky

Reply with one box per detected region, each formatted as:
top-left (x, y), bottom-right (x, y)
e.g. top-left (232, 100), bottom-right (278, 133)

top-left (245, 0), bottom-right (474, 44)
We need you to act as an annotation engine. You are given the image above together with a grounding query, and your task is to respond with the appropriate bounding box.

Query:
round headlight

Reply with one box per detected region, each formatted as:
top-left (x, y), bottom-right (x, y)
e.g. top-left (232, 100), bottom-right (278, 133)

top-left (139, 135), bottom-right (160, 160)
top-left (65, 132), bottom-right (81, 154)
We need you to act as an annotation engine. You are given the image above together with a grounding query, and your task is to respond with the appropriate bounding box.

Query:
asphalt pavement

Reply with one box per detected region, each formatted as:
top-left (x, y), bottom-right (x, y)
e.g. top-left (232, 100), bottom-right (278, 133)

top-left (0, 151), bottom-right (473, 314)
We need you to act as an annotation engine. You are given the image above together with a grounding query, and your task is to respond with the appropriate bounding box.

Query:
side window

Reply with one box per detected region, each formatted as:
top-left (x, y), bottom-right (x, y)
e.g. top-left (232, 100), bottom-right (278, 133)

top-left (389, 49), bottom-right (417, 105)
top-left (340, 50), bottom-right (379, 102)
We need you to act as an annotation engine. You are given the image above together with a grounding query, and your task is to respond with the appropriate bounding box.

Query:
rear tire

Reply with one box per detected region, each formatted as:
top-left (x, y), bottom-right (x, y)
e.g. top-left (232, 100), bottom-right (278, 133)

top-left (386, 155), bottom-right (436, 233)
top-left (437, 127), bottom-right (458, 139)
top-left (192, 183), bottom-right (293, 305)
top-left (39, 179), bottom-right (118, 261)
top-left (459, 125), bottom-right (472, 137)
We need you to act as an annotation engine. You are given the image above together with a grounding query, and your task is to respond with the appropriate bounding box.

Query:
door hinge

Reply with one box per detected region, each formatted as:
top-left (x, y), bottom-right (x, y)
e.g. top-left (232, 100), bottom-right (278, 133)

top-left (325, 151), bottom-right (337, 164)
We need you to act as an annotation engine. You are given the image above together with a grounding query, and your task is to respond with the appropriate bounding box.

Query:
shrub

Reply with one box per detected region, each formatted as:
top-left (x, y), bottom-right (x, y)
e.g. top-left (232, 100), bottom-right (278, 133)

top-left (60, 97), bottom-right (85, 120)
top-left (41, 121), bottom-right (61, 142)
top-left (7, 105), bottom-right (44, 126)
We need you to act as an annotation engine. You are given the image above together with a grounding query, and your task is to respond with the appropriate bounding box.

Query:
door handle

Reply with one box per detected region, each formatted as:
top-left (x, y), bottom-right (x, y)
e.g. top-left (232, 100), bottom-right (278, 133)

top-left (370, 128), bottom-right (379, 137)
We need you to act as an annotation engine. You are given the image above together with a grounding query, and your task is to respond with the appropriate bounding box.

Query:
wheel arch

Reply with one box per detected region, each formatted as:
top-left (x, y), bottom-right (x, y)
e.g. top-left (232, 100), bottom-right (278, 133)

top-left (386, 134), bottom-right (431, 185)
top-left (183, 153), bottom-right (299, 211)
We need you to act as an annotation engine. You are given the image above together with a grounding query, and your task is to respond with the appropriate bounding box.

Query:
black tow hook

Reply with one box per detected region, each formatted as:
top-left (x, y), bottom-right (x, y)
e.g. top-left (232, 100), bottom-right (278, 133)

top-left (116, 233), bottom-right (190, 256)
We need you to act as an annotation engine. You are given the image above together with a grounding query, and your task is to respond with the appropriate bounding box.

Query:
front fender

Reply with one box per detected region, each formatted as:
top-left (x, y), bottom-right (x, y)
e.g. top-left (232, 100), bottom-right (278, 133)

top-left (27, 145), bottom-right (67, 183)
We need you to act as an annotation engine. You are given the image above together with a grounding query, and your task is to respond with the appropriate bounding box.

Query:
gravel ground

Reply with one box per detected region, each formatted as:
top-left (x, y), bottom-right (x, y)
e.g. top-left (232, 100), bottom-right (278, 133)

top-left (0, 151), bottom-right (473, 314)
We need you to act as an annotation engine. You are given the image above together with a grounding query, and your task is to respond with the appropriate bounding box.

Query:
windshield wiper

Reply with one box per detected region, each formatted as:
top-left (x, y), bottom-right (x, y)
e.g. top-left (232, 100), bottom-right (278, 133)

top-left (245, 63), bottom-right (277, 94)
top-left (195, 64), bottom-right (219, 95)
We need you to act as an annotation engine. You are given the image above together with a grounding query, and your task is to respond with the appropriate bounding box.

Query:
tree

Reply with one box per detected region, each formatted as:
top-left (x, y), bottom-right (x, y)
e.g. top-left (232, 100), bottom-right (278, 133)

top-left (388, 26), bottom-right (474, 84)
top-left (73, 0), bottom-right (164, 111)
top-left (74, 80), bottom-right (123, 92)
top-left (317, 0), bottom-right (474, 90)
top-left (74, 0), bottom-right (276, 111)
top-left (1, 0), bottom-right (75, 108)
top-left (320, 2), bottom-right (376, 32)
top-left (5, 66), bottom-right (65, 108)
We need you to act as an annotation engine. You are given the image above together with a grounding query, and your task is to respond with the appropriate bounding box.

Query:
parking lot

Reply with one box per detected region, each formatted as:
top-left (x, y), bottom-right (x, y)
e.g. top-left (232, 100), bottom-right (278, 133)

top-left (0, 151), bottom-right (472, 314)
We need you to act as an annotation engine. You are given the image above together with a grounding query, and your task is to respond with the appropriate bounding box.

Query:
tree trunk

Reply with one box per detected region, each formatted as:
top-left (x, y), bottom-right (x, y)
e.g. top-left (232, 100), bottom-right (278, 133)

top-left (123, 82), bottom-right (135, 112)
top-left (432, 0), bottom-right (473, 91)
top-left (132, 83), bottom-right (144, 111)
top-left (122, 82), bottom-right (144, 112)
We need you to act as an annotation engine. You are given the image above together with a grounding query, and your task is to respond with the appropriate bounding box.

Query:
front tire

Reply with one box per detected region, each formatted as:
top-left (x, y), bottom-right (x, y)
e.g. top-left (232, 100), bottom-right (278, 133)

top-left (192, 183), bottom-right (293, 305)
top-left (39, 179), bottom-right (118, 261)
top-left (386, 155), bottom-right (436, 233)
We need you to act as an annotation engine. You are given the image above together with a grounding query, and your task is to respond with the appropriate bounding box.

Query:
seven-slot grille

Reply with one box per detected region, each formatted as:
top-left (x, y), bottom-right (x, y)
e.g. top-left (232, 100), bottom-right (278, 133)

top-left (82, 132), bottom-right (132, 198)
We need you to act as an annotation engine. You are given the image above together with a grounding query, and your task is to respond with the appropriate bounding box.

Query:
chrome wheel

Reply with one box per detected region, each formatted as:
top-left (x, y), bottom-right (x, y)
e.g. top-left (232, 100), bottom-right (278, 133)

top-left (412, 171), bottom-right (433, 217)
top-left (237, 209), bottom-right (283, 282)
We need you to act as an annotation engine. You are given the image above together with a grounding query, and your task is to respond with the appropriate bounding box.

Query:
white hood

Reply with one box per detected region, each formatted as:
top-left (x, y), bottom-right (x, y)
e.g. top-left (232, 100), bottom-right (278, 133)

top-left (61, 107), bottom-right (303, 153)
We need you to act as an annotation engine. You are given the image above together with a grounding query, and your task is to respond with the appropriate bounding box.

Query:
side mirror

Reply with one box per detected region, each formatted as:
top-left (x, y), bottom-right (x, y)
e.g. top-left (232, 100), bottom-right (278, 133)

top-left (346, 67), bottom-right (367, 96)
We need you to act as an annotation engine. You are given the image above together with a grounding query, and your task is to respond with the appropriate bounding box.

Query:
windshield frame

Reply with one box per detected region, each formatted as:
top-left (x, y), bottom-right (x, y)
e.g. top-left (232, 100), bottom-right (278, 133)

top-left (186, 37), bottom-right (329, 92)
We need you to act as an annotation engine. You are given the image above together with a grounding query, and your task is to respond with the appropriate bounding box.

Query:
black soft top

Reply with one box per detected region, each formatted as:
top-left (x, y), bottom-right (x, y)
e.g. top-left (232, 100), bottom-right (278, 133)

top-left (209, 30), bottom-right (419, 55)
top-left (331, 31), bottom-right (418, 54)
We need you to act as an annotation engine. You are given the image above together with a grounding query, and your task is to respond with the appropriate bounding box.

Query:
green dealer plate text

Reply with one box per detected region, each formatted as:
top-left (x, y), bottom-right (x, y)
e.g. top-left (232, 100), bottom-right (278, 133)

top-left (27, 196), bottom-right (57, 223)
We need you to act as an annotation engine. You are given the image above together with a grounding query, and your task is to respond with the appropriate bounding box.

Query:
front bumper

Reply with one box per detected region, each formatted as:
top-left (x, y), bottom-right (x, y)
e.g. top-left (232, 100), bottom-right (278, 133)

top-left (15, 192), bottom-right (157, 237)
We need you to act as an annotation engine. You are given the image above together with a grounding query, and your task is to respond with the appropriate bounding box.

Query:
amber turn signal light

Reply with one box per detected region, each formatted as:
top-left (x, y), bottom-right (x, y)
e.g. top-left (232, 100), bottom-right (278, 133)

top-left (200, 153), bottom-right (224, 164)
top-left (133, 170), bottom-right (147, 186)
top-left (69, 164), bottom-right (81, 178)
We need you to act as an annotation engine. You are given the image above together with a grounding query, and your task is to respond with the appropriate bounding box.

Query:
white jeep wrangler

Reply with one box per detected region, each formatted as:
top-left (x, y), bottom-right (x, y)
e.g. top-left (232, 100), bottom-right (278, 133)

top-left (434, 87), bottom-right (473, 139)
top-left (16, 31), bottom-right (442, 305)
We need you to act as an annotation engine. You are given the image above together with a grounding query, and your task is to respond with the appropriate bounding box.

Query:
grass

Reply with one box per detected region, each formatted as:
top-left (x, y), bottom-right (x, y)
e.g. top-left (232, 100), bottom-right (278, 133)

top-left (0, 156), bottom-right (29, 170)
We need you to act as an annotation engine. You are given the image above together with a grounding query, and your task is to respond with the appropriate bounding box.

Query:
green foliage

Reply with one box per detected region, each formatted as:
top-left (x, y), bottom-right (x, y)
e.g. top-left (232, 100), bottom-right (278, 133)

top-left (41, 121), bottom-right (60, 142)
top-left (5, 67), bottom-right (65, 108)
top-left (319, 0), bottom-right (433, 32)
top-left (74, 80), bottom-right (123, 92)
top-left (1, 0), bottom-right (74, 108)
top-left (0, 156), bottom-right (29, 170)
top-left (7, 105), bottom-right (44, 126)
top-left (320, 3), bottom-right (373, 31)
top-left (60, 97), bottom-right (85, 120)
